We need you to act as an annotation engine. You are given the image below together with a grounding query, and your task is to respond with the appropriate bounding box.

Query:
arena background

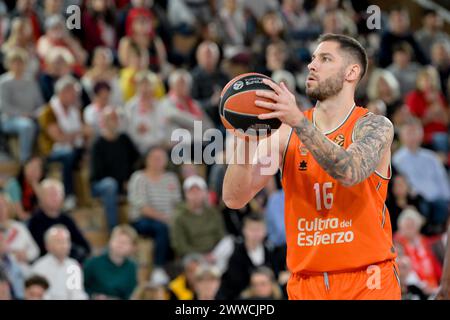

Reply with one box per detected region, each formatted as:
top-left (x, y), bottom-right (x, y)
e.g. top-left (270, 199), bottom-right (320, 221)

top-left (0, 0), bottom-right (448, 301)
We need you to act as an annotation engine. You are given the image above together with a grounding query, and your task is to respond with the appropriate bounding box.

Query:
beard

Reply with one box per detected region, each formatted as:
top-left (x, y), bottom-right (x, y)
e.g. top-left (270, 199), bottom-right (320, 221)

top-left (306, 69), bottom-right (345, 101)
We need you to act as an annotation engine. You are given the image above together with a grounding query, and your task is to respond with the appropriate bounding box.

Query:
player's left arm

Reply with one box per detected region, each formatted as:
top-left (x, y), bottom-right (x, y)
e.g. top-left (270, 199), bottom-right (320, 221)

top-left (293, 113), bottom-right (394, 186)
top-left (255, 79), bottom-right (394, 187)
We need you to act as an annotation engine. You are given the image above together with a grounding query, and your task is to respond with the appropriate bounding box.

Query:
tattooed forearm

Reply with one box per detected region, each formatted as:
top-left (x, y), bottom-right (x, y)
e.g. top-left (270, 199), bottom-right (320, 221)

top-left (294, 113), bottom-right (394, 186)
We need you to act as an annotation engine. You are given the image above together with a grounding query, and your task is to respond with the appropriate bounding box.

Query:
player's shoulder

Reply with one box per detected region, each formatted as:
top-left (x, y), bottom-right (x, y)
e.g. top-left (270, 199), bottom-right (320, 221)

top-left (354, 112), bottom-right (394, 139)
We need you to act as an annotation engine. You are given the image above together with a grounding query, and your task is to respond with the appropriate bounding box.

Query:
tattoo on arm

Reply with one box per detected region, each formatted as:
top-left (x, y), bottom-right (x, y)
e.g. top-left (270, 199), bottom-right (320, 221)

top-left (293, 113), bottom-right (394, 186)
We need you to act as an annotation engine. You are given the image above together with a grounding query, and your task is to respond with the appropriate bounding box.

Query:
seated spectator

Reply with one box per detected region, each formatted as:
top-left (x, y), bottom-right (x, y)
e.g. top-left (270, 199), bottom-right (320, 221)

top-left (31, 225), bottom-right (88, 300)
top-left (0, 267), bottom-right (12, 300)
top-left (240, 266), bottom-right (283, 300)
top-left (321, 8), bottom-right (357, 37)
top-left (191, 41), bottom-right (229, 129)
top-left (167, 0), bottom-right (212, 32)
top-left (24, 275), bottom-right (49, 300)
top-left (81, 47), bottom-right (123, 107)
top-left (0, 193), bottom-right (39, 275)
top-left (0, 225), bottom-right (24, 299)
top-left (128, 146), bottom-right (182, 280)
top-left (394, 208), bottom-right (442, 295)
top-left (36, 0), bottom-right (65, 29)
top-left (38, 47), bottom-right (74, 103)
top-left (393, 119), bottom-right (450, 233)
top-left (431, 42), bottom-right (450, 100)
top-left (28, 179), bottom-right (91, 262)
top-left (378, 7), bottom-right (427, 68)
top-left (415, 9), bottom-right (450, 61)
top-left (280, 0), bottom-right (315, 36)
top-left (387, 42), bottom-right (421, 97)
top-left (171, 176), bottom-right (232, 272)
top-left (1, 17), bottom-right (40, 78)
top-left (216, 214), bottom-right (276, 300)
top-left (0, 47), bottom-right (44, 164)
top-left (11, 0), bottom-right (42, 42)
top-left (38, 75), bottom-right (86, 209)
top-left (131, 281), bottom-right (170, 300)
top-left (216, 0), bottom-right (254, 48)
top-left (80, 0), bottom-right (117, 53)
top-left (125, 71), bottom-right (168, 154)
top-left (397, 256), bottom-right (428, 300)
top-left (37, 15), bottom-right (87, 76)
top-left (3, 156), bottom-right (44, 221)
top-left (193, 264), bottom-right (221, 300)
top-left (405, 66), bottom-right (449, 153)
top-left (90, 107), bottom-right (139, 231)
top-left (83, 225), bottom-right (138, 300)
top-left (256, 41), bottom-right (289, 77)
top-left (118, 8), bottom-right (171, 78)
top-left (386, 174), bottom-right (421, 233)
top-left (168, 253), bottom-right (204, 300)
top-left (367, 69), bottom-right (402, 119)
top-left (83, 81), bottom-right (116, 141)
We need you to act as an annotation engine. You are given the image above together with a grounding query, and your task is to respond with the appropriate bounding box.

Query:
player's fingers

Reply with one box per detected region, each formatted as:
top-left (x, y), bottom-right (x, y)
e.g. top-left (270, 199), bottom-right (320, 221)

top-left (255, 90), bottom-right (278, 101)
top-left (262, 78), bottom-right (284, 95)
top-left (255, 100), bottom-right (278, 110)
top-left (258, 111), bottom-right (281, 120)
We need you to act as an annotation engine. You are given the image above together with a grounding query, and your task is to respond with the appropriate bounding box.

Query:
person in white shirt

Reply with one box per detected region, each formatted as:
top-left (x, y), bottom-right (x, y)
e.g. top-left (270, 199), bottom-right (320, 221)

top-left (31, 225), bottom-right (88, 300)
top-left (0, 194), bottom-right (39, 276)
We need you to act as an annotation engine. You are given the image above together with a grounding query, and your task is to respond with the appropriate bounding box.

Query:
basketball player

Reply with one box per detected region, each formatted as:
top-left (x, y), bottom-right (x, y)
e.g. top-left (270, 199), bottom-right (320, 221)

top-left (222, 34), bottom-right (401, 300)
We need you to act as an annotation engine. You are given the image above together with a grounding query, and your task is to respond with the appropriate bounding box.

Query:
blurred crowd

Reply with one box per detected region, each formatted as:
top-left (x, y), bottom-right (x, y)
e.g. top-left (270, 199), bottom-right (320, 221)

top-left (0, 0), bottom-right (449, 301)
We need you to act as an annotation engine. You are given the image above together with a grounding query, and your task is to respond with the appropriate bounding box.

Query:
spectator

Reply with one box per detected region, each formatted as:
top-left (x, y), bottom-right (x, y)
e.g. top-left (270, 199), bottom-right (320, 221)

top-left (131, 280), bottom-right (169, 300)
top-left (280, 0), bottom-right (315, 36)
top-left (83, 225), bottom-right (138, 300)
top-left (240, 266), bottom-right (283, 300)
top-left (256, 41), bottom-right (289, 77)
top-left (378, 7), bottom-right (427, 68)
top-left (128, 146), bottom-right (182, 280)
top-left (387, 42), bottom-right (421, 97)
top-left (37, 46), bottom-right (74, 102)
top-left (0, 193), bottom-right (39, 275)
top-left (37, 15), bottom-right (87, 76)
top-left (386, 174), bottom-right (421, 233)
top-left (405, 66), bottom-right (449, 154)
top-left (36, 0), bottom-right (65, 30)
top-left (38, 75), bottom-right (85, 208)
top-left (24, 274), bottom-right (49, 300)
top-left (216, 0), bottom-right (253, 48)
top-left (167, 0), bottom-right (212, 32)
top-left (118, 8), bottom-right (170, 78)
top-left (168, 253), bottom-right (204, 300)
top-left (1, 17), bottom-right (40, 78)
top-left (431, 42), bottom-right (450, 100)
top-left (31, 225), bottom-right (88, 300)
top-left (0, 225), bottom-right (24, 299)
top-left (80, 0), bottom-right (116, 53)
top-left (367, 69), bottom-right (402, 120)
top-left (393, 119), bottom-right (450, 233)
top-left (171, 175), bottom-right (225, 256)
top-left (191, 41), bottom-right (229, 129)
top-left (193, 264), bottom-right (221, 300)
top-left (81, 47), bottom-right (123, 107)
top-left (0, 47), bottom-right (44, 164)
top-left (415, 9), bottom-right (450, 61)
top-left (394, 208), bottom-right (442, 295)
top-left (321, 8), bottom-right (357, 37)
top-left (216, 214), bottom-right (276, 300)
top-left (3, 156), bottom-right (44, 220)
top-left (125, 71), bottom-right (168, 154)
top-left (28, 179), bottom-right (91, 262)
top-left (11, 0), bottom-right (42, 42)
top-left (90, 107), bottom-right (139, 231)
top-left (83, 81), bottom-right (115, 141)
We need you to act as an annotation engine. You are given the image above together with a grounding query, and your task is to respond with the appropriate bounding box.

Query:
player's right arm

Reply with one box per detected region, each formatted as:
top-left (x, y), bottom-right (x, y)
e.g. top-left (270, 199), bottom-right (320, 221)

top-left (222, 124), bottom-right (290, 209)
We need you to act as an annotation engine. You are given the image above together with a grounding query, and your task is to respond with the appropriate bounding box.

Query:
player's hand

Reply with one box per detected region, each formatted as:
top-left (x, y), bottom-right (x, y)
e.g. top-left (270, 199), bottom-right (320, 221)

top-left (255, 79), bottom-right (304, 128)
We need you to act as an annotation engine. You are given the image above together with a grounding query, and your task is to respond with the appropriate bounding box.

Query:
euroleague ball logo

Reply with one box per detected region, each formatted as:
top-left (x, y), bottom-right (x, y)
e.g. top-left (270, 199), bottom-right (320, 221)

top-left (233, 81), bottom-right (244, 90)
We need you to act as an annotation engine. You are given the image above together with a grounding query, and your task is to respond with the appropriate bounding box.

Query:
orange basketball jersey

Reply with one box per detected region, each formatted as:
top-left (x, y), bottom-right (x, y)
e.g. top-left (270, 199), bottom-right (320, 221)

top-left (281, 106), bottom-right (397, 274)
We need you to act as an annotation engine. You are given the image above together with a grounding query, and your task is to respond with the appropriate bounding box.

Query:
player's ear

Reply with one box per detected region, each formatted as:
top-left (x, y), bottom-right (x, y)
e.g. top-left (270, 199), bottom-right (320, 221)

top-left (345, 64), bottom-right (360, 82)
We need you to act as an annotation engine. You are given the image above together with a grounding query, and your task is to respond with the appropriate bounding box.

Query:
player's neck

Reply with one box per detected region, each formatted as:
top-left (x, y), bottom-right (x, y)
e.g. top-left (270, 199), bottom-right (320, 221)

top-left (314, 93), bottom-right (356, 133)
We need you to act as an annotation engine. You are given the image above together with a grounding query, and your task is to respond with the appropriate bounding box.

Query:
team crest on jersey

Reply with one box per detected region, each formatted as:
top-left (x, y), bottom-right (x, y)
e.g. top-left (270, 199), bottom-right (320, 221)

top-left (298, 146), bottom-right (308, 156)
top-left (333, 134), bottom-right (345, 147)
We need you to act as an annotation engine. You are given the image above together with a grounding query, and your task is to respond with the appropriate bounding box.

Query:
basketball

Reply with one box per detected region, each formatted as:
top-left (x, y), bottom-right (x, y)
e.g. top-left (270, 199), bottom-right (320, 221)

top-left (219, 73), bottom-right (282, 137)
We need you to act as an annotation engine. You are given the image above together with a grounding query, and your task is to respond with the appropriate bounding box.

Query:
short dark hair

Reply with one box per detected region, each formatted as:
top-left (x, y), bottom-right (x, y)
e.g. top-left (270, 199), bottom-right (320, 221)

top-left (318, 33), bottom-right (368, 80)
top-left (25, 275), bottom-right (49, 290)
top-left (243, 213), bottom-right (265, 226)
top-left (93, 81), bottom-right (111, 95)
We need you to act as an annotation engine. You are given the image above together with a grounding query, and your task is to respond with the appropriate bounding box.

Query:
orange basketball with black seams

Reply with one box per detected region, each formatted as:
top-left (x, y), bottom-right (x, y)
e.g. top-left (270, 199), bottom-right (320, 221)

top-left (219, 73), bottom-right (282, 138)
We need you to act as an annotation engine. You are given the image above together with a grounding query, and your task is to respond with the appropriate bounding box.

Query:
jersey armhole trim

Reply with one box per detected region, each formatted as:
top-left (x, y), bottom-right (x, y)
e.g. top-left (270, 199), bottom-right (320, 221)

top-left (280, 127), bottom-right (293, 180)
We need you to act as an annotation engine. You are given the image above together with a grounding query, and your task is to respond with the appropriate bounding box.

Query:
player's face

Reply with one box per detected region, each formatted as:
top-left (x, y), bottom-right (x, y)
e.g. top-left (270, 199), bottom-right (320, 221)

top-left (306, 41), bottom-right (346, 101)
